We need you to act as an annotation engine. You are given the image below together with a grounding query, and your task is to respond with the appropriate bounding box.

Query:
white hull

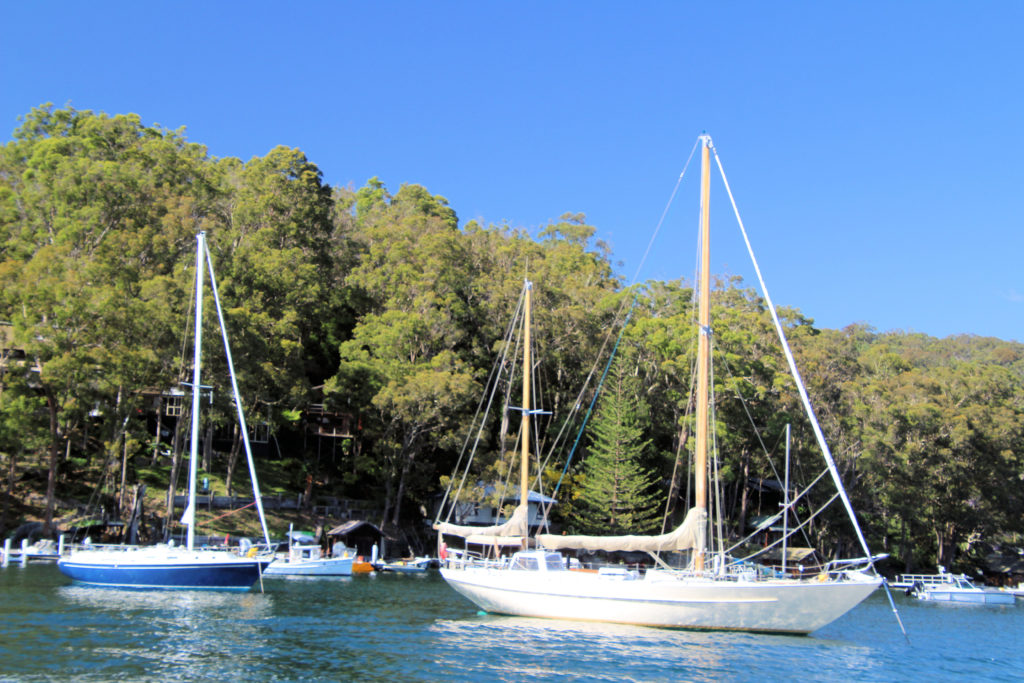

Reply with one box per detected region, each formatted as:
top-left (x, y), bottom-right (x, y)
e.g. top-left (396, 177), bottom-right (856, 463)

top-left (376, 558), bottom-right (432, 573)
top-left (916, 588), bottom-right (1015, 605)
top-left (440, 567), bottom-right (880, 634)
top-left (263, 556), bottom-right (353, 577)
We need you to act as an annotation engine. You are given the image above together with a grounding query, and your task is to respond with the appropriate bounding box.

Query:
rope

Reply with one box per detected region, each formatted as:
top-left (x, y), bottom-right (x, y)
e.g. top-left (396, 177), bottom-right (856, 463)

top-left (727, 491), bottom-right (841, 568)
top-left (718, 340), bottom-right (816, 551)
top-left (722, 468), bottom-right (831, 558)
top-left (194, 501), bottom-right (256, 526)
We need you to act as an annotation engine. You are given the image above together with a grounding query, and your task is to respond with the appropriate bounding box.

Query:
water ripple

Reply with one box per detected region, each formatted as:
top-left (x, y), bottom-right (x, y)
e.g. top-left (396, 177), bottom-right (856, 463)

top-left (1, 565), bottom-right (1022, 681)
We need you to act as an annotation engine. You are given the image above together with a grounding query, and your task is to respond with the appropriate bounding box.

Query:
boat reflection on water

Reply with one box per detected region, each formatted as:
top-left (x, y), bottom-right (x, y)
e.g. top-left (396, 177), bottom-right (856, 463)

top-left (428, 615), bottom-right (728, 677)
top-left (427, 608), bottom-right (889, 680)
top-left (59, 584), bottom-right (274, 618)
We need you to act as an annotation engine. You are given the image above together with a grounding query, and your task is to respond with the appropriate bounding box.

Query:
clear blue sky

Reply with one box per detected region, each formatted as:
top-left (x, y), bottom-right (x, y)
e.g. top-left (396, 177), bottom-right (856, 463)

top-left (3, 2), bottom-right (1023, 341)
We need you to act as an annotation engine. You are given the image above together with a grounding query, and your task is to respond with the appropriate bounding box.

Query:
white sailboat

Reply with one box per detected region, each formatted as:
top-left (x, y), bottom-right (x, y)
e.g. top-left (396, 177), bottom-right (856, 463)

top-left (58, 232), bottom-right (273, 590)
top-left (435, 135), bottom-right (884, 633)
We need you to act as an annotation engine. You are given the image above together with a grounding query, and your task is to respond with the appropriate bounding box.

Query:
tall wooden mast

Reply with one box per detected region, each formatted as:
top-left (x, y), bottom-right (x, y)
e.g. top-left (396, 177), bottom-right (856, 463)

top-left (694, 135), bottom-right (712, 572)
top-left (520, 281), bottom-right (533, 519)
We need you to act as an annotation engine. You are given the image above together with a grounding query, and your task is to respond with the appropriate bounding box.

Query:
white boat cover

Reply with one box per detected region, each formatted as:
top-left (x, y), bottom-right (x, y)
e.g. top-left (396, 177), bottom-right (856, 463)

top-left (536, 506), bottom-right (706, 553)
top-left (435, 503), bottom-right (529, 540)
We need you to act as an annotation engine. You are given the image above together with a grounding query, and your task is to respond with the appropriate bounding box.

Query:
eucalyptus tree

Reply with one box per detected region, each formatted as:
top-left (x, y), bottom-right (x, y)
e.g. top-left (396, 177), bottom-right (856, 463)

top-left (628, 280), bottom-right (791, 528)
top-left (0, 374), bottom-right (47, 534)
top-left (530, 213), bottom-right (622, 422)
top-left (328, 180), bottom-right (477, 527)
top-left (455, 214), bottom-right (623, 522)
top-left (852, 347), bottom-right (1024, 571)
top-left (0, 104), bottom-right (213, 530)
top-left (206, 146), bottom-right (335, 496)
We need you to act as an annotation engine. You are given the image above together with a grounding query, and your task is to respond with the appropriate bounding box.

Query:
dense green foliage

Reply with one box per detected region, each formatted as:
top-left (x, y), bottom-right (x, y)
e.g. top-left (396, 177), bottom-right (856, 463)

top-left (1, 105), bottom-right (1022, 573)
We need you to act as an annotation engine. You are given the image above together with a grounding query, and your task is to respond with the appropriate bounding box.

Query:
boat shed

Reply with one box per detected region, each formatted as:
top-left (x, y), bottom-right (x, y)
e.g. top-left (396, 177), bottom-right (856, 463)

top-left (326, 520), bottom-right (387, 557)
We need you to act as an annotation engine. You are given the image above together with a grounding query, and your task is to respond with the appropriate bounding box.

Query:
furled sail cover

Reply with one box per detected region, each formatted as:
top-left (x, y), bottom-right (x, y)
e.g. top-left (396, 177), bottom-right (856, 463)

top-left (434, 503), bottom-right (529, 541)
top-left (536, 506), bottom-right (707, 553)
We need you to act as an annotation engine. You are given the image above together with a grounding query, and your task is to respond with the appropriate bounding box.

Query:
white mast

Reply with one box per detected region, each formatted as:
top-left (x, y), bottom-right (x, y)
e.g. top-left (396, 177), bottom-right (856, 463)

top-left (186, 232), bottom-right (206, 551)
top-left (783, 423), bottom-right (791, 574)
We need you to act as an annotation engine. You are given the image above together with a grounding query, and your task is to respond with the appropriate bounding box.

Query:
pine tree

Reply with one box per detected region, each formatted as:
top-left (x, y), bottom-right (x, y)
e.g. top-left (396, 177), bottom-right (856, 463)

top-left (573, 354), bottom-right (662, 534)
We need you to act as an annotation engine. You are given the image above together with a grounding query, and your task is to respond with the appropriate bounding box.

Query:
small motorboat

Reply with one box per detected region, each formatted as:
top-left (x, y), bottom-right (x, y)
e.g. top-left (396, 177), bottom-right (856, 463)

top-left (892, 569), bottom-right (957, 590)
top-left (374, 557), bottom-right (433, 574)
top-left (910, 573), bottom-right (1015, 605)
top-left (1000, 582), bottom-right (1024, 599)
top-left (263, 543), bottom-right (354, 577)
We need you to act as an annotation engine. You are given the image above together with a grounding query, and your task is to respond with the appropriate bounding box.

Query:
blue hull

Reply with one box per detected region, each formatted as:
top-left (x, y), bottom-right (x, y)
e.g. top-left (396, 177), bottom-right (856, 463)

top-left (58, 559), bottom-right (271, 590)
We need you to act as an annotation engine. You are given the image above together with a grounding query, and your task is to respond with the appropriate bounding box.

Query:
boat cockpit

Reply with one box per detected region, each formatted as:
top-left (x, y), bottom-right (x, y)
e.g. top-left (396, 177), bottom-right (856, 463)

top-left (509, 550), bottom-right (566, 572)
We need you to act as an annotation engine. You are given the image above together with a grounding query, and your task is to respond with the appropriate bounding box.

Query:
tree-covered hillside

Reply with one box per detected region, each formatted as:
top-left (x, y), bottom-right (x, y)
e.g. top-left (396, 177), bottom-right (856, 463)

top-left (2, 105), bottom-right (1022, 573)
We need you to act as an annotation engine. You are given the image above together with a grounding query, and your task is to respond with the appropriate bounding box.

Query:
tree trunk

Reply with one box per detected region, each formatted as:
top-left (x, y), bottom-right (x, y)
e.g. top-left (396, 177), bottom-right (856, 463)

top-left (117, 430), bottom-right (129, 518)
top-left (225, 424), bottom-right (242, 496)
top-left (390, 432), bottom-right (418, 528)
top-left (737, 450), bottom-right (750, 540)
top-left (380, 462), bottom-right (395, 529)
top-left (303, 473), bottom-right (314, 511)
top-left (391, 461), bottom-right (410, 528)
top-left (936, 522), bottom-right (957, 569)
top-left (164, 407), bottom-right (187, 540)
top-left (150, 396), bottom-right (163, 467)
top-left (43, 388), bottom-right (60, 535)
top-left (203, 422), bottom-right (213, 473)
top-left (2, 448), bottom-right (15, 534)
top-left (666, 419), bottom-right (689, 521)
top-left (127, 484), bottom-right (145, 544)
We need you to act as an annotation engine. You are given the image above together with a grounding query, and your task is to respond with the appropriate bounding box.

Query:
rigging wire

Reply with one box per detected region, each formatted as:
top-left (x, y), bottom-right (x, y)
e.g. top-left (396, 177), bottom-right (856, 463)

top-left (541, 301), bottom-right (636, 521)
top-left (435, 286), bottom-right (526, 525)
top-left (718, 348), bottom-right (818, 552)
top-left (539, 138), bottom-right (703, 525)
top-left (710, 141), bottom-right (875, 565)
top-left (711, 139), bottom-right (908, 640)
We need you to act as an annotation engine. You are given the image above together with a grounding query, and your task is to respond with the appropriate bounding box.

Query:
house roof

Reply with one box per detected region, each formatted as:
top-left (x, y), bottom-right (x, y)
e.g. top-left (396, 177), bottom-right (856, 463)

top-left (326, 519), bottom-right (384, 537)
top-left (481, 485), bottom-right (557, 505)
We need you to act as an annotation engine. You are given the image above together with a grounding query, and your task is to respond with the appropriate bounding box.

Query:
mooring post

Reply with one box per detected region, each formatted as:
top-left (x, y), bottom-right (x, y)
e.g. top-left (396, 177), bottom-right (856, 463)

top-left (59, 535), bottom-right (65, 557)
top-left (1, 538), bottom-right (9, 567)
top-left (20, 538), bottom-right (28, 566)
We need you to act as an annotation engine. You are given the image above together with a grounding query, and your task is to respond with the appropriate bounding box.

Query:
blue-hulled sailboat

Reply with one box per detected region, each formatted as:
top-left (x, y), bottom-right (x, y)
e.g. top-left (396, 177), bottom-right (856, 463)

top-left (57, 232), bottom-right (272, 590)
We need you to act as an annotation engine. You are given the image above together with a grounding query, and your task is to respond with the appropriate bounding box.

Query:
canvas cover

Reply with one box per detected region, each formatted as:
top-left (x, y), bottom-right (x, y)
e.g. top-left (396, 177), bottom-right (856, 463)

top-left (434, 503), bottom-right (529, 540)
top-left (536, 506), bottom-right (707, 553)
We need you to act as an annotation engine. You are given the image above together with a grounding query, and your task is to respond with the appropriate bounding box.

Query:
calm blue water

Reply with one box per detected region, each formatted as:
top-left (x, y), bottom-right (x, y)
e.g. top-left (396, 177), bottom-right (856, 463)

top-left (1, 563), bottom-right (1021, 681)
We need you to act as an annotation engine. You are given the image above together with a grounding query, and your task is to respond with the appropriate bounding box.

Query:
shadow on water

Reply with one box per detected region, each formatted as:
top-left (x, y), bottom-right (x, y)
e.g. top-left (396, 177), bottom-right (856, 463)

top-left (2, 565), bottom-right (1023, 681)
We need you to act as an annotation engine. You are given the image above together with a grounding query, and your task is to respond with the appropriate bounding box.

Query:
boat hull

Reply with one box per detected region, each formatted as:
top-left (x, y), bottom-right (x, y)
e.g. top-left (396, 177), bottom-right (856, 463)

top-left (57, 548), bottom-right (270, 590)
top-left (917, 589), bottom-right (1015, 605)
top-left (263, 557), bottom-right (353, 577)
top-left (440, 567), bottom-right (881, 634)
top-left (375, 558), bottom-right (431, 573)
